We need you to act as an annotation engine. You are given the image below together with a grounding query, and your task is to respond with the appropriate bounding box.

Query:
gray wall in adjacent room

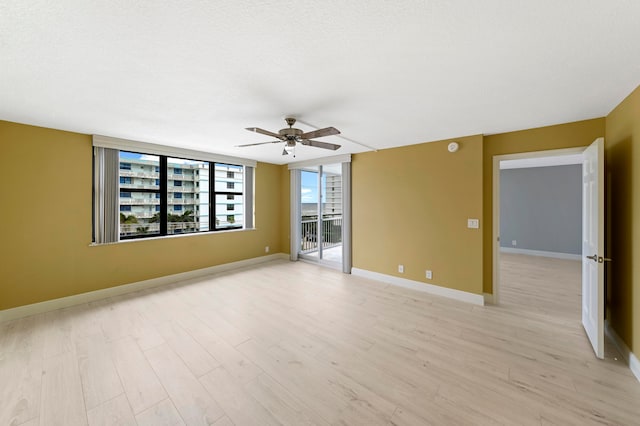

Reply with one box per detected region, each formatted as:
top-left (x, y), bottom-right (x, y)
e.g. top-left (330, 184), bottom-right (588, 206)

top-left (500, 164), bottom-right (582, 255)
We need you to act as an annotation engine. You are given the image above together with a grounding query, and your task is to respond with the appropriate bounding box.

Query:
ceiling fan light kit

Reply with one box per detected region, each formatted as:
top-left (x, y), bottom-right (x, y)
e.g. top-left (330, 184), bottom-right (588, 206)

top-left (238, 118), bottom-right (341, 156)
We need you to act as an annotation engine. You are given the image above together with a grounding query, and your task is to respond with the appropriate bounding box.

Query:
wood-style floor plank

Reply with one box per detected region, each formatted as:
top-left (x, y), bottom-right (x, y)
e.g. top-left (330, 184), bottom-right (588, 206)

top-left (134, 399), bottom-right (185, 426)
top-left (144, 343), bottom-right (224, 425)
top-left (1, 255), bottom-right (639, 425)
top-left (40, 351), bottom-right (87, 426)
top-left (0, 351), bottom-right (42, 426)
top-left (77, 332), bottom-right (124, 410)
top-left (244, 373), bottom-right (330, 426)
top-left (154, 321), bottom-right (219, 378)
top-left (110, 336), bottom-right (167, 415)
top-left (199, 366), bottom-right (281, 426)
top-left (86, 394), bottom-right (136, 426)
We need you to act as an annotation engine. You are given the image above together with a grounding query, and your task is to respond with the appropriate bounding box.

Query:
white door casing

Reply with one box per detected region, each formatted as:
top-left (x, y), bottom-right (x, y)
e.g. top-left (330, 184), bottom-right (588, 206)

top-left (582, 137), bottom-right (605, 359)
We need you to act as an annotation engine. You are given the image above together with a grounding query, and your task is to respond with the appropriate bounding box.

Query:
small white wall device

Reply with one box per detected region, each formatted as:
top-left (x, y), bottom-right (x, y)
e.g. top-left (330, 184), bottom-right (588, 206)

top-left (448, 142), bottom-right (459, 153)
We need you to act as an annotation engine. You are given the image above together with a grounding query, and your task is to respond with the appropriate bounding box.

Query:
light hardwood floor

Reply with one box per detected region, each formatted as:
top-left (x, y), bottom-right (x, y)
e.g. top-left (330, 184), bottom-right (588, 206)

top-left (1, 254), bottom-right (639, 425)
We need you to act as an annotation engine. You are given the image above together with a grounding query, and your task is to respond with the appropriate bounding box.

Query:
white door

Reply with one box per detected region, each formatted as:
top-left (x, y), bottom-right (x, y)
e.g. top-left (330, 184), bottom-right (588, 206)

top-left (582, 137), bottom-right (605, 359)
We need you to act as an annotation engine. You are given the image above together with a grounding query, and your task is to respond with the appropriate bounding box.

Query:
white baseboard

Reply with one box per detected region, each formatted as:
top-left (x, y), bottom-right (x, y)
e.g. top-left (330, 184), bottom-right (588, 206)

top-left (605, 320), bottom-right (640, 384)
top-left (351, 268), bottom-right (484, 306)
top-left (500, 247), bottom-right (581, 261)
top-left (0, 253), bottom-right (289, 323)
top-left (483, 293), bottom-right (495, 305)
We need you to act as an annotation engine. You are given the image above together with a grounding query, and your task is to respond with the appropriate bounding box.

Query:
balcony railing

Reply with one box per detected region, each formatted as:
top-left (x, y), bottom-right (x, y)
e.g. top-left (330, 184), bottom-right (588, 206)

top-left (120, 183), bottom-right (159, 190)
top-left (168, 173), bottom-right (196, 180)
top-left (168, 185), bottom-right (195, 191)
top-left (120, 171), bottom-right (160, 179)
top-left (120, 222), bottom-right (202, 236)
top-left (120, 217), bottom-right (249, 235)
top-left (120, 199), bottom-right (160, 205)
top-left (167, 199), bottom-right (197, 205)
top-left (301, 216), bottom-right (342, 253)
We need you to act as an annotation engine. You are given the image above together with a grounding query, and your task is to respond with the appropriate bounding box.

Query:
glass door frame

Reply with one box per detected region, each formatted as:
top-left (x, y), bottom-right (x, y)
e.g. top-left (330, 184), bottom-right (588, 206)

top-left (288, 154), bottom-right (352, 273)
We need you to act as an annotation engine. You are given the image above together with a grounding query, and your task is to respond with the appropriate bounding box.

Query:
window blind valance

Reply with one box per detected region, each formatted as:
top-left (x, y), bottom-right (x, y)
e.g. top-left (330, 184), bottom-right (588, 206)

top-left (93, 135), bottom-right (257, 168)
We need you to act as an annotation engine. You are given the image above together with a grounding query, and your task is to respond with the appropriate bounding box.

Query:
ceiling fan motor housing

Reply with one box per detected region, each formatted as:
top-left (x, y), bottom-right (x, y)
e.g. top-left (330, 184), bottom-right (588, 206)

top-left (279, 127), bottom-right (303, 137)
top-left (280, 127), bottom-right (303, 146)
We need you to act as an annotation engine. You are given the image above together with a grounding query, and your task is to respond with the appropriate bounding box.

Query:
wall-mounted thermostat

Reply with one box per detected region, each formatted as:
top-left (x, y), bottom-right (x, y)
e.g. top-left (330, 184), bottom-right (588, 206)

top-left (448, 142), bottom-right (459, 153)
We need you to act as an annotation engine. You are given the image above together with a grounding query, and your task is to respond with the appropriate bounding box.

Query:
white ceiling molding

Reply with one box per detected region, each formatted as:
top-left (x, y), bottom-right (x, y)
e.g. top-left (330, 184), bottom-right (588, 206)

top-left (2, 1), bottom-right (640, 164)
top-left (288, 154), bottom-right (352, 170)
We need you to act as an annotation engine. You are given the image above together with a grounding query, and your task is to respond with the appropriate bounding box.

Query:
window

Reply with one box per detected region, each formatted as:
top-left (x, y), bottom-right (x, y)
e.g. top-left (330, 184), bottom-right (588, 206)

top-left (167, 158), bottom-right (208, 234)
top-left (94, 142), bottom-right (253, 243)
top-left (215, 164), bottom-right (244, 230)
top-left (227, 171), bottom-right (234, 178)
top-left (118, 152), bottom-right (161, 238)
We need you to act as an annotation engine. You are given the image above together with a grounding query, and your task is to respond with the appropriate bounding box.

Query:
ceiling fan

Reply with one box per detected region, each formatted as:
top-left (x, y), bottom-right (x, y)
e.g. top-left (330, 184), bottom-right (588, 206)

top-left (237, 117), bottom-right (341, 156)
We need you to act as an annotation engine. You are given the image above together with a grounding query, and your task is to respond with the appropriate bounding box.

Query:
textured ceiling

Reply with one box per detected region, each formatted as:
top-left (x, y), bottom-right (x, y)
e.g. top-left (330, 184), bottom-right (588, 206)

top-left (1, 1), bottom-right (639, 164)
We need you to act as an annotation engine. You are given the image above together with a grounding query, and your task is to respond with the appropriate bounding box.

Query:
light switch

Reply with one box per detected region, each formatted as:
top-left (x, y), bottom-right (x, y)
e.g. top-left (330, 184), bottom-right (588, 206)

top-left (467, 218), bottom-right (479, 229)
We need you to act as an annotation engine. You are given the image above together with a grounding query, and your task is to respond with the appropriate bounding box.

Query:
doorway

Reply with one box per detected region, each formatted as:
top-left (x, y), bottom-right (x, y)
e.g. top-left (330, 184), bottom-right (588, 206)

top-left (288, 154), bottom-right (352, 273)
top-left (494, 140), bottom-right (608, 360)
top-left (492, 147), bottom-right (586, 306)
top-left (299, 164), bottom-right (343, 266)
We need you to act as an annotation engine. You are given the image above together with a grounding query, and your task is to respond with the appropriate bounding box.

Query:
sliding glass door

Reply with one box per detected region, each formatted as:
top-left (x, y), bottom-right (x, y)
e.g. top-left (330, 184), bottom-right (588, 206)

top-left (299, 164), bottom-right (343, 266)
top-left (289, 155), bottom-right (351, 272)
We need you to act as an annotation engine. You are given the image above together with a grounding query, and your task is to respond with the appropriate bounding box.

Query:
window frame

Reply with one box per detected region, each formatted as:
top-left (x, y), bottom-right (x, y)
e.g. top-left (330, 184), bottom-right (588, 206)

top-left (117, 153), bottom-right (247, 240)
top-left (213, 163), bottom-right (244, 231)
top-left (93, 135), bottom-right (256, 244)
top-left (117, 152), bottom-right (164, 239)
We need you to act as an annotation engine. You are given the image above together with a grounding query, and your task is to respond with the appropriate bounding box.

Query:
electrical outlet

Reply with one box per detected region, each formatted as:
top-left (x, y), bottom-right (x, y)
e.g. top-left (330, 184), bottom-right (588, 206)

top-left (511, 240), bottom-right (517, 247)
top-left (426, 270), bottom-right (433, 280)
top-left (467, 218), bottom-right (479, 229)
top-left (398, 264), bottom-right (404, 273)
top-left (265, 246), bottom-right (270, 253)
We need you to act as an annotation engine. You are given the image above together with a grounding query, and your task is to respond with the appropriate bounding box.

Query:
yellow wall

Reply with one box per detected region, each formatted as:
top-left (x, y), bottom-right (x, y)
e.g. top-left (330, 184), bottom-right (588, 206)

top-left (1, 96), bottom-right (637, 360)
top-left (352, 135), bottom-right (484, 294)
top-left (0, 120), bottom-right (283, 310)
top-left (605, 84), bottom-right (640, 354)
top-left (482, 118), bottom-right (606, 294)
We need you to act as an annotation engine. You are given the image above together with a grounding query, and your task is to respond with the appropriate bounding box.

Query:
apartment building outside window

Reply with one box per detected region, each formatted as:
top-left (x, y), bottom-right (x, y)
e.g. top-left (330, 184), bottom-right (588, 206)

top-left (115, 152), bottom-right (247, 238)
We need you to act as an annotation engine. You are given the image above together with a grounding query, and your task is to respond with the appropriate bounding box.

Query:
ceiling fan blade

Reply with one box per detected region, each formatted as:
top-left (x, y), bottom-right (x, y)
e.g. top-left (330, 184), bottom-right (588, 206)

top-left (236, 140), bottom-right (282, 147)
top-left (300, 139), bottom-right (341, 150)
top-left (299, 127), bottom-right (340, 139)
top-left (246, 127), bottom-right (283, 139)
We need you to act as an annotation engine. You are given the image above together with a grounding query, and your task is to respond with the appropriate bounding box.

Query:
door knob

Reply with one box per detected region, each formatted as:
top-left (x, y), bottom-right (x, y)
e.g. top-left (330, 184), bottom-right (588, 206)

top-left (598, 256), bottom-right (612, 263)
